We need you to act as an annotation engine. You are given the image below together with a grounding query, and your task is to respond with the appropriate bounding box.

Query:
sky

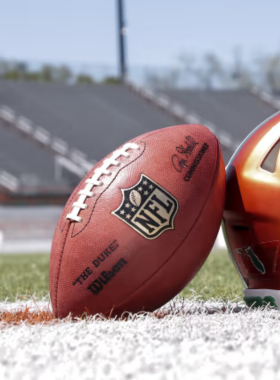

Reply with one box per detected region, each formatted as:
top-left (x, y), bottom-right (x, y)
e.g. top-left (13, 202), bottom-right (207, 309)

top-left (1, 0), bottom-right (280, 68)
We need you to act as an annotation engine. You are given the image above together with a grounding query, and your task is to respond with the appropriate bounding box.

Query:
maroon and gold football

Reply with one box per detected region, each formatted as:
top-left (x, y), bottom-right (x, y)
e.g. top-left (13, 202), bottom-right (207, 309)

top-left (49, 124), bottom-right (225, 318)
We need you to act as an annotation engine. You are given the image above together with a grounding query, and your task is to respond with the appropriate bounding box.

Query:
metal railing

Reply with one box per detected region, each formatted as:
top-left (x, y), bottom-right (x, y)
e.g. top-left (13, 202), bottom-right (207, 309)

top-left (125, 81), bottom-right (240, 153)
top-left (0, 105), bottom-right (95, 190)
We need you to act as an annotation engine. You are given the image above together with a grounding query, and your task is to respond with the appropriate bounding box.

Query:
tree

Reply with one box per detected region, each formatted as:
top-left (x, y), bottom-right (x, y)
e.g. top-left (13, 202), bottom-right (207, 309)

top-left (103, 76), bottom-right (121, 84)
top-left (178, 53), bottom-right (197, 87)
top-left (76, 74), bottom-right (95, 84)
top-left (0, 59), bottom-right (9, 76)
top-left (40, 64), bottom-right (54, 82)
top-left (256, 54), bottom-right (280, 92)
top-left (179, 52), bottom-right (228, 89)
top-left (145, 69), bottom-right (180, 89)
top-left (55, 65), bottom-right (72, 83)
top-left (197, 53), bottom-right (226, 89)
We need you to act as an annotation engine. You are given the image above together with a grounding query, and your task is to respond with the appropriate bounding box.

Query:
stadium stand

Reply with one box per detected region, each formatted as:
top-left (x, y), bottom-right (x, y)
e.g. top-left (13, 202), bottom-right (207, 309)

top-left (0, 122), bottom-right (70, 189)
top-left (0, 80), bottom-right (175, 160)
top-left (0, 80), bottom-right (178, 251)
top-left (0, 79), bottom-right (278, 252)
top-left (0, 79), bottom-right (278, 201)
top-left (151, 87), bottom-right (279, 163)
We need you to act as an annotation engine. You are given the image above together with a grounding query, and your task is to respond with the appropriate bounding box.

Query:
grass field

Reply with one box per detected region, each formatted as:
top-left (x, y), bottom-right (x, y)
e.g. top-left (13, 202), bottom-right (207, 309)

top-left (0, 250), bottom-right (244, 302)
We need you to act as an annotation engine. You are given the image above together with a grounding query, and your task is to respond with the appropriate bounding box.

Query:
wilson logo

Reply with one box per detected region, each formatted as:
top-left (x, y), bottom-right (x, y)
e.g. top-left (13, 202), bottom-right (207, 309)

top-left (112, 174), bottom-right (178, 239)
top-left (87, 258), bottom-right (128, 295)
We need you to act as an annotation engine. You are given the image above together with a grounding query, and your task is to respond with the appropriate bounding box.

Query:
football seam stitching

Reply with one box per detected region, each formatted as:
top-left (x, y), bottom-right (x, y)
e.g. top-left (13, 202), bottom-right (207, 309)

top-left (54, 125), bottom-right (207, 316)
top-left (55, 128), bottom-right (171, 315)
top-left (71, 141), bottom-right (147, 238)
top-left (59, 192), bottom-right (78, 232)
top-left (60, 126), bottom-right (179, 233)
top-left (71, 126), bottom-right (175, 237)
top-left (59, 157), bottom-right (114, 232)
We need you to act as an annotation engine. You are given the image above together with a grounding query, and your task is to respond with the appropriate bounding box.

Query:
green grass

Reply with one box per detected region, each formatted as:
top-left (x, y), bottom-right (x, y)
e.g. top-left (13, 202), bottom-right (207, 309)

top-left (0, 254), bottom-right (50, 301)
top-left (181, 250), bottom-right (244, 301)
top-left (0, 250), bottom-right (244, 302)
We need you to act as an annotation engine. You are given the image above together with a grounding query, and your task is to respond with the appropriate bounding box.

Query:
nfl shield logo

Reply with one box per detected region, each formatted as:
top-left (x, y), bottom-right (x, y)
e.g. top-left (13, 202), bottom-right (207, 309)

top-left (112, 174), bottom-right (178, 239)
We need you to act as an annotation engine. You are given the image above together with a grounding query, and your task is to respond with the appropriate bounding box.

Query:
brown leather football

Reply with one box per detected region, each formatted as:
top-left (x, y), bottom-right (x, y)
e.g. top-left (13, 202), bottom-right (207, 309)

top-left (49, 124), bottom-right (225, 318)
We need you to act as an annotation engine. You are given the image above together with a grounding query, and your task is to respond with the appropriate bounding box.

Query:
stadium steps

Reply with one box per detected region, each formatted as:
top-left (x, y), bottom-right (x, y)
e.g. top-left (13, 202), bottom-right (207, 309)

top-left (159, 88), bottom-right (278, 163)
top-left (0, 80), bottom-right (176, 164)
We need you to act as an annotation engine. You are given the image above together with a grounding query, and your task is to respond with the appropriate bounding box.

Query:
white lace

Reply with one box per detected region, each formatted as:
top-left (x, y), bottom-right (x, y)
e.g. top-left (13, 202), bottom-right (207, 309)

top-left (66, 143), bottom-right (140, 222)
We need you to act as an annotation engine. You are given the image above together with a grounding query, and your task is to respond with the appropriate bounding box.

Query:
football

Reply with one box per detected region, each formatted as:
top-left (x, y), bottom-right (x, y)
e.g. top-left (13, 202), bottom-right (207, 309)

top-left (50, 124), bottom-right (225, 318)
top-left (223, 111), bottom-right (280, 308)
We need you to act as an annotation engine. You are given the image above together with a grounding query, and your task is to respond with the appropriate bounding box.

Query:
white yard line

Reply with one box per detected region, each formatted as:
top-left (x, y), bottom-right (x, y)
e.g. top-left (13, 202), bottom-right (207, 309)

top-left (0, 297), bottom-right (242, 313)
top-left (0, 299), bottom-right (51, 312)
top-left (1, 299), bottom-right (279, 379)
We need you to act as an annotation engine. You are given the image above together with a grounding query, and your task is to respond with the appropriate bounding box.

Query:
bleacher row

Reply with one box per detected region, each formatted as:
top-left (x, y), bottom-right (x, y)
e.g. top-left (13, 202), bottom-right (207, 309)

top-left (0, 79), bottom-right (278, 198)
top-left (0, 80), bottom-right (178, 195)
top-left (0, 79), bottom-right (278, 252)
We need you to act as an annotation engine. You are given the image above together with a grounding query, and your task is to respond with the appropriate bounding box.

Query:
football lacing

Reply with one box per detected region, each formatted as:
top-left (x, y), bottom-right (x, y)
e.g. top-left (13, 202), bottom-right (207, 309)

top-left (66, 143), bottom-right (140, 223)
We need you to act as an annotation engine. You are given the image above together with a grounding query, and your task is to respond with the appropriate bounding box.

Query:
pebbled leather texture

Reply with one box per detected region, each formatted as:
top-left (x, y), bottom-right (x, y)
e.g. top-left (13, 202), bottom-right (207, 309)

top-left (49, 124), bottom-right (226, 318)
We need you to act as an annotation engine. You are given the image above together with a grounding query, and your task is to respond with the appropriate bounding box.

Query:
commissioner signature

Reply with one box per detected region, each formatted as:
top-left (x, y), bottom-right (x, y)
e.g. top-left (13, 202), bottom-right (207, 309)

top-left (172, 136), bottom-right (199, 172)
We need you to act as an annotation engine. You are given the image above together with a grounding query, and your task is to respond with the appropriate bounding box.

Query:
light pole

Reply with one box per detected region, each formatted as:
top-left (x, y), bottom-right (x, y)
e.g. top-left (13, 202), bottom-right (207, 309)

top-left (117, 0), bottom-right (127, 82)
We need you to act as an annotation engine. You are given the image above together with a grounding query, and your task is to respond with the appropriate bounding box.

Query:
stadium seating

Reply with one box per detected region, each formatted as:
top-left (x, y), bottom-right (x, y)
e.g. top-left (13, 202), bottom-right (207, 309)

top-left (0, 80), bottom-right (278, 252)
